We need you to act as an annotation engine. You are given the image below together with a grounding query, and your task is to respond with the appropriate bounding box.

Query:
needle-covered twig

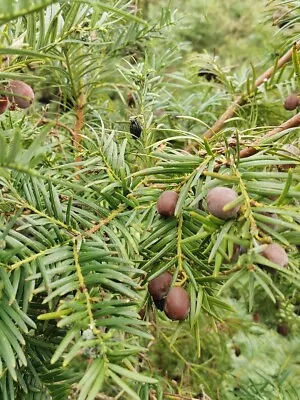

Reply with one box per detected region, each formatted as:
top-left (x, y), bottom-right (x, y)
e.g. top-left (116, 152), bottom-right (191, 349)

top-left (204, 41), bottom-right (300, 139)
top-left (240, 112), bottom-right (300, 158)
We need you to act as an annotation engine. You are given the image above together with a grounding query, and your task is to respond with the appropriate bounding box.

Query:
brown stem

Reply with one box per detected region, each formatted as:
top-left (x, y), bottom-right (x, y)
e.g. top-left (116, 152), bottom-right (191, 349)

top-left (39, 118), bottom-right (75, 137)
top-left (240, 112), bottom-right (300, 158)
top-left (82, 205), bottom-right (124, 238)
top-left (204, 96), bottom-right (244, 139)
top-left (203, 41), bottom-right (300, 139)
top-left (164, 394), bottom-right (211, 400)
top-left (71, 93), bottom-right (86, 180)
top-left (74, 92), bottom-right (85, 163)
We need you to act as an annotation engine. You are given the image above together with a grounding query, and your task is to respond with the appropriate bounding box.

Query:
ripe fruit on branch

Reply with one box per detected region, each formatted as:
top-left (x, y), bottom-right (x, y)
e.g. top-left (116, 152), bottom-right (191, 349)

top-left (7, 80), bottom-right (34, 109)
top-left (0, 96), bottom-right (8, 114)
top-left (148, 272), bottom-right (172, 302)
top-left (283, 93), bottom-right (299, 110)
top-left (164, 286), bottom-right (190, 321)
top-left (261, 243), bottom-right (288, 268)
top-left (206, 186), bottom-right (240, 220)
top-left (157, 190), bottom-right (179, 217)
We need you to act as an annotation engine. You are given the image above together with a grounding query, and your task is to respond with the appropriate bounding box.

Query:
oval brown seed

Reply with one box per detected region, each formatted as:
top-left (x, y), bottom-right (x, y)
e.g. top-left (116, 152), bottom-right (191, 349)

top-left (148, 272), bottom-right (172, 302)
top-left (164, 286), bottom-right (190, 321)
top-left (157, 190), bottom-right (179, 217)
top-left (7, 80), bottom-right (35, 109)
top-left (206, 187), bottom-right (240, 220)
top-left (261, 243), bottom-right (288, 268)
top-left (284, 93), bottom-right (299, 111)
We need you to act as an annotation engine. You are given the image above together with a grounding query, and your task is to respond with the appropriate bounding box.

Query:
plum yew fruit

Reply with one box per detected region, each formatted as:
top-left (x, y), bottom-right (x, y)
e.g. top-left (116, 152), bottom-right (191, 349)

top-left (0, 96), bottom-right (8, 114)
top-left (7, 80), bottom-right (34, 109)
top-left (206, 187), bottom-right (240, 220)
top-left (157, 190), bottom-right (179, 217)
top-left (284, 93), bottom-right (299, 110)
top-left (164, 286), bottom-right (190, 321)
top-left (148, 272), bottom-right (172, 302)
top-left (261, 243), bottom-right (288, 268)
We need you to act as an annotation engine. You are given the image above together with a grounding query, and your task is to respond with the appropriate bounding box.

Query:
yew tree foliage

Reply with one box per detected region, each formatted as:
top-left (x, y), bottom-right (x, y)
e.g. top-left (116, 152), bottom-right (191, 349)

top-left (0, 0), bottom-right (299, 399)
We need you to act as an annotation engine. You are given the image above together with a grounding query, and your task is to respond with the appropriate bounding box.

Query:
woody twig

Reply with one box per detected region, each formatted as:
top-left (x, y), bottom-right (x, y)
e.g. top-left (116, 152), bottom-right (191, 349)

top-left (203, 41), bottom-right (300, 139)
top-left (240, 112), bottom-right (300, 158)
top-left (73, 92), bottom-right (85, 164)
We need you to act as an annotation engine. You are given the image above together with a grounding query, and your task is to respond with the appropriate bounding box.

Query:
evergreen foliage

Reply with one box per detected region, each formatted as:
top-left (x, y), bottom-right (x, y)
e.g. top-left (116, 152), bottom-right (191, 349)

top-left (0, 0), bottom-right (299, 399)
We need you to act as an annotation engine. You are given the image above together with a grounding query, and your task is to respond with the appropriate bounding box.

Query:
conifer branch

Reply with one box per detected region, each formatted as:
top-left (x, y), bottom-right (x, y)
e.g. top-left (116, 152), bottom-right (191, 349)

top-left (240, 112), bottom-right (300, 158)
top-left (232, 165), bottom-right (259, 238)
top-left (204, 97), bottom-right (244, 139)
top-left (204, 41), bottom-right (300, 139)
top-left (9, 243), bottom-right (65, 271)
top-left (82, 205), bottom-right (125, 237)
top-left (74, 93), bottom-right (85, 161)
top-left (177, 215), bottom-right (184, 273)
top-left (73, 237), bottom-right (96, 332)
top-left (39, 118), bottom-right (76, 138)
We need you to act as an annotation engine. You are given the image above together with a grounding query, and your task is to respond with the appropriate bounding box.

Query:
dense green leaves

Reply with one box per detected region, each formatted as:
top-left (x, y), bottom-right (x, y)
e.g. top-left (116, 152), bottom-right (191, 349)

top-left (0, 0), bottom-right (299, 398)
top-left (0, 0), bottom-right (60, 25)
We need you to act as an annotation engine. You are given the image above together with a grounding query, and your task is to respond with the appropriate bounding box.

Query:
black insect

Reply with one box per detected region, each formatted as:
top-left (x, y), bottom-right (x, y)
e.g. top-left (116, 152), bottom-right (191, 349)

top-left (129, 117), bottom-right (142, 138)
top-left (198, 68), bottom-right (219, 82)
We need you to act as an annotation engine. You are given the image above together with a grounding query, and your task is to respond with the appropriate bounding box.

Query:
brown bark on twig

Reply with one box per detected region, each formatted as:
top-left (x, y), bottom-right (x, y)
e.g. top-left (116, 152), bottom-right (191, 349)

top-left (204, 96), bottom-right (244, 139)
top-left (39, 118), bottom-right (75, 137)
top-left (203, 41), bottom-right (300, 139)
top-left (72, 93), bottom-right (86, 179)
top-left (240, 112), bottom-right (300, 158)
top-left (73, 93), bottom-right (85, 163)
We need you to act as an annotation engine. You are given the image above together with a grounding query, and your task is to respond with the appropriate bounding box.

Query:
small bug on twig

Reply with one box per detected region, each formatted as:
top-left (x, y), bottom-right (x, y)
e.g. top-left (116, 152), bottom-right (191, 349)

top-left (129, 116), bottom-right (142, 138)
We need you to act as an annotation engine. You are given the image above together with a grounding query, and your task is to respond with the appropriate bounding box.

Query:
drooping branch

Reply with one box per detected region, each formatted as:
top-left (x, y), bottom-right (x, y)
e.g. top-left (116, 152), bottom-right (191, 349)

top-left (240, 112), bottom-right (300, 158)
top-left (203, 41), bottom-right (300, 139)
